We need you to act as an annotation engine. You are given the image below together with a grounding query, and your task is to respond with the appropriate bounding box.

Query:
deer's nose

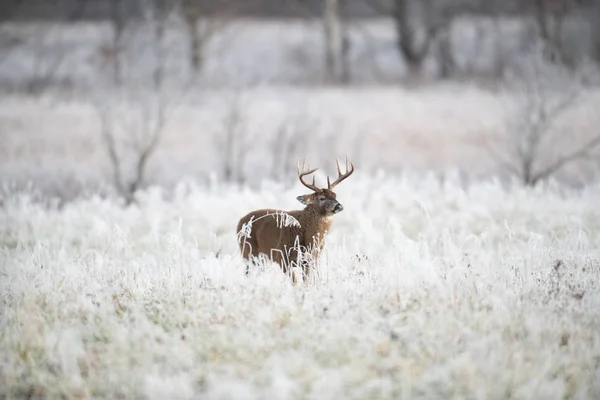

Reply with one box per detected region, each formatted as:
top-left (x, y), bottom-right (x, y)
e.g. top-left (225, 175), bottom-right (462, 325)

top-left (334, 203), bottom-right (344, 213)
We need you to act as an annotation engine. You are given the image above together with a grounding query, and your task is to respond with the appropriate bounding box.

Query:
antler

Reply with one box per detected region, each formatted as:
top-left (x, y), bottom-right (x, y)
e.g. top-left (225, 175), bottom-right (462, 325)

top-left (297, 159), bottom-right (320, 192)
top-left (327, 156), bottom-right (355, 190)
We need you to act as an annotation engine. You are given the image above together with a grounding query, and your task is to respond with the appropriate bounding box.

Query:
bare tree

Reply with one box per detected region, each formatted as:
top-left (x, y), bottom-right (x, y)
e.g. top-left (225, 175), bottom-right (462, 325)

top-left (362, 0), bottom-right (449, 78)
top-left (95, 0), bottom-right (179, 204)
top-left (483, 49), bottom-right (600, 186)
top-left (182, 0), bottom-right (211, 75)
top-left (533, 0), bottom-right (571, 65)
top-left (387, 0), bottom-right (504, 79)
top-left (323, 0), bottom-right (350, 84)
top-left (181, 0), bottom-right (206, 74)
top-left (222, 91), bottom-right (242, 182)
top-left (96, 92), bottom-right (166, 204)
top-left (270, 112), bottom-right (318, 183)
top-left (23, 27), bottom-right (67, 92)
top-left (436, 22), bottom-right (455, 79)
top-left (215, 89), bottom-right (255, 184)
top-left (179, 0), bottom-right (247, 78)
top-left (391, 0), bottom-right (466, 78)
top-left (587, 0), bottom-right (600, 65)
top-left (271, 123), bottom-right (300, 183)
top-left (4, 0), bottom-right (90, 92)
top-left (108, 0), bottom-right (126, 85)
top-left (392, 0), bottom-right (438, 76)
top-left (5, 14), bottom-right (81, 92)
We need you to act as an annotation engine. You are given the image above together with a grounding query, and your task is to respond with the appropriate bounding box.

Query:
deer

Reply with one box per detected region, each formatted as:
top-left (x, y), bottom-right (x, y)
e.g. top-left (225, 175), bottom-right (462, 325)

top-left (236, 157), bottom-right (355, 284)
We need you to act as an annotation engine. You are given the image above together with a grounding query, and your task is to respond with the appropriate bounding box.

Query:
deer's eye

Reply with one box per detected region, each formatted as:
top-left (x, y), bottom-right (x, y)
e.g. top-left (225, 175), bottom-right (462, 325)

top-left (318, 196), bottom-right (326, 201)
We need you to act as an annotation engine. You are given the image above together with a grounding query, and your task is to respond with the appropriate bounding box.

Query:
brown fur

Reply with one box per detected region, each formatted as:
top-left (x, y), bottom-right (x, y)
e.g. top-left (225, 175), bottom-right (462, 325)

top-left (237, 189), bottom-right (344, 283)
top-left (236, 158), bottom-right (354, 284)
top-left (236, 191), bottom-right (335, 283)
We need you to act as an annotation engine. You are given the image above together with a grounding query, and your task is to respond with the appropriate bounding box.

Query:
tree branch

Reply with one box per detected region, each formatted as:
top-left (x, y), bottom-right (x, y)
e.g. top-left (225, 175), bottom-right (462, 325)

top-left (532, 134), bottom-right (600, 184)
top-left (98, 108), bottom-right (125, 195)
top-left (478, 133), bottom-right (521, 176)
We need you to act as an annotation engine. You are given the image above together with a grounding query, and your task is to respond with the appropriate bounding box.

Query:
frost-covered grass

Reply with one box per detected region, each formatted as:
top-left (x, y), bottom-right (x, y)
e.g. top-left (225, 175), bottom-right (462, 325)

top-left (1, 173), bottom-right (600, 399)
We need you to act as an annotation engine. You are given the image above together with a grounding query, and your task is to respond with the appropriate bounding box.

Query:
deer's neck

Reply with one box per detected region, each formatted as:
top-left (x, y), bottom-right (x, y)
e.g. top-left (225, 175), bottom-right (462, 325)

top-left (300, 207), bottom-right (334, 248)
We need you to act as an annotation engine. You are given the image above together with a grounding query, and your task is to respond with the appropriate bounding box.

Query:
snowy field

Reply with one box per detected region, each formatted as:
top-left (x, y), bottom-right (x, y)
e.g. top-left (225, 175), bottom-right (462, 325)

top-left (2, 15), bottom-right (600, 400)
top-left (2, 173), bottom-right (600, 399)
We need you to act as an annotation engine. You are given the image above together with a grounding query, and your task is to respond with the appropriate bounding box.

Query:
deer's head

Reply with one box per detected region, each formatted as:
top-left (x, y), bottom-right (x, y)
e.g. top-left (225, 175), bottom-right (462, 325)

top-left (296, 157), bottom-right (355, 216)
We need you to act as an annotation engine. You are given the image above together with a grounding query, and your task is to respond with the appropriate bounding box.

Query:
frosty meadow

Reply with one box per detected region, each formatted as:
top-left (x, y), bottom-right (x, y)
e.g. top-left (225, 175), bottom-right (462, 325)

top-left (1, 173), bottom-right (600, 399)
top-left (2, 3), bottom-right (600, 398)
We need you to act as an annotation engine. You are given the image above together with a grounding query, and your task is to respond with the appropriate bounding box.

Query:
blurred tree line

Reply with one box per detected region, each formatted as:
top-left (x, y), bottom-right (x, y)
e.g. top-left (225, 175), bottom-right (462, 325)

top-left (2, 0), bottom-right (600, 84)
top-left (1, 0), bottom-right (600, 196)
top-left (0, 0), bottom-right (591, 20)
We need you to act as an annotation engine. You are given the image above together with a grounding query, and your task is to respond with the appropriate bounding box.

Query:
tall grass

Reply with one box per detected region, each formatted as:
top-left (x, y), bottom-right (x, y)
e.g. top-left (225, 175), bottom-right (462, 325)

top-left (1, 174), bottom-right (599, 399)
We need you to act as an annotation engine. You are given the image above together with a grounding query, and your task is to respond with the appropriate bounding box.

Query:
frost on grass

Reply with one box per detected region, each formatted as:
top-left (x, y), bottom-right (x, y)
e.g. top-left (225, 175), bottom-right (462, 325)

top-left (1, 174), bottom-right (600, 399)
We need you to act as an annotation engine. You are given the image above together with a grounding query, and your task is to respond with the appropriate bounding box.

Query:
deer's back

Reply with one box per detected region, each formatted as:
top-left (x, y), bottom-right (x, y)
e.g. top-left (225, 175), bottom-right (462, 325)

top-left (237, 208), bottom-right (304, 256)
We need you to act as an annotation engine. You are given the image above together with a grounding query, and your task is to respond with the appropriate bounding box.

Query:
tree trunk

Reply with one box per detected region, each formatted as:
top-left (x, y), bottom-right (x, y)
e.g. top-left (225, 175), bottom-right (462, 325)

top-left (151, 4), bottom-right (165, 92)
top-left (522, 157), bottom-right (534, 186)
top-left (190, 19), bottom-right (204, 73)
top-left (535, 0), bottom-right (551, 42)
top-left (182, 0), bottom-right (204, 75)
top-left (109, 0), bottom-right (124, 86)
top-left (491, 13), bottom-right (506, 79)
top-left (437, 24), bottom-right (455, 79)
top-left (323, 0), bottom-right (349, 84)
top-left (393, 0), bottom-right (435, 77)
top-left (592, 1), bottom-right (600, 65)
top-left (534, 0), bottom-right (569, 65)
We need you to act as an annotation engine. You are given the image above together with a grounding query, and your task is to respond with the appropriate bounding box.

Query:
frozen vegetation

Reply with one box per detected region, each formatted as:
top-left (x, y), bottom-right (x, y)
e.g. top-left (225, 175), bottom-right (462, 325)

top-left (1, 12), bottom-right (600, 400)
top-left (1, 173), bottom-right (599, 399)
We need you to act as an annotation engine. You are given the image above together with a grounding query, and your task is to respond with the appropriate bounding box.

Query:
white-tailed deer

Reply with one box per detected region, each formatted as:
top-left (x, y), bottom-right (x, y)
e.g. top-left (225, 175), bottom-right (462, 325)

top-left (236, 157), bottom-right (355, 283)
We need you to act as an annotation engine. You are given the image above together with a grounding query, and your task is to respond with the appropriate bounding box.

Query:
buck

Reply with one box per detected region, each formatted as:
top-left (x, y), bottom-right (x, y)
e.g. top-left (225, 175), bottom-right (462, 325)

top-left (236, 157), bottom-right (355, 283)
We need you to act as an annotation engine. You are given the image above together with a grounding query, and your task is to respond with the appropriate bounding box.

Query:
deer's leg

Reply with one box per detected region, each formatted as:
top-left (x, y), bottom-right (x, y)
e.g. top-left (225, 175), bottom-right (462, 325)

top-left (302, 250), bottom-right (320, 284)
top-left (302, 262), bottom-right (311, 283)
top-left (245, 259), bottom-right (254, 276)
top-left (302, 255), bottom-right (316, 284)
top-left (271, 250), bottom-right (284, 272)
top-left (270, 248), bottom-right (293, 282)
top-left (239, 237), bottom-right (257, 276)
top-left (276, 238), bottom-right (305, 285)
top-left (239, 237), bottom-right (253, 259)
top-left (289, 247), bottom-right (311, 285)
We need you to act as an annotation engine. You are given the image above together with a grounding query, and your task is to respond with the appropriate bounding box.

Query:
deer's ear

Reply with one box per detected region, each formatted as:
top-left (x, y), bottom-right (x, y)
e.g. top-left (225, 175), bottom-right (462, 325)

top-left (297, 195), bottom-right (313, 205)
